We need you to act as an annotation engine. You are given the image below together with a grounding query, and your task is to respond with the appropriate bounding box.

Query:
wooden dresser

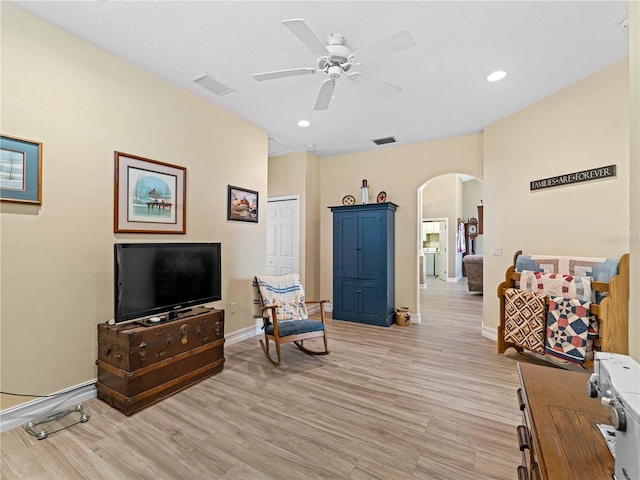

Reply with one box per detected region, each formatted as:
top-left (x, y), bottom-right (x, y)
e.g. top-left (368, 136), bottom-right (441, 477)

top-left (515, 363), bottom-right (614, 480)
top-left (96, 307), bottom-right (224, 415)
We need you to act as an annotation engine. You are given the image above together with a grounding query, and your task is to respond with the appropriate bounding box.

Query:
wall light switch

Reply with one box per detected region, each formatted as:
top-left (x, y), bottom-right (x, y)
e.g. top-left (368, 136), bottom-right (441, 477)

top-left (492, 246), bottom-right (502, 256)
top-left (230, 302), bottom-right (236, 314)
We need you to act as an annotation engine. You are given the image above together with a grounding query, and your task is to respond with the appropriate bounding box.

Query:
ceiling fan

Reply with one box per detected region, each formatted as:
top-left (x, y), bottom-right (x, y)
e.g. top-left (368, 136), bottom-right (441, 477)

top-left (253, 19), bottom-right (416, 110)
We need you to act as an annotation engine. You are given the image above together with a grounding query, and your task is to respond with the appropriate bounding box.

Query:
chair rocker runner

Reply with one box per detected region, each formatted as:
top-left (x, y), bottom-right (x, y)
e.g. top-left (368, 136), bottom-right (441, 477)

top-left (254, 274), bottom-right (329, 366)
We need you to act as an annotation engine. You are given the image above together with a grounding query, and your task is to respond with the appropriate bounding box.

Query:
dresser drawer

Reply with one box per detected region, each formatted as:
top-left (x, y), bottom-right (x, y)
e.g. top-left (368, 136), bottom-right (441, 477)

top-left (516, 387), bottom-right (542, 478)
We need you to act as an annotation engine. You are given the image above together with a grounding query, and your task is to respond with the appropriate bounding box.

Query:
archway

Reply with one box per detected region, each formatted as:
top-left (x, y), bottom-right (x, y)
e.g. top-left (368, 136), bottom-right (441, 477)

top-left (416, 173), bottom-right (484, 319)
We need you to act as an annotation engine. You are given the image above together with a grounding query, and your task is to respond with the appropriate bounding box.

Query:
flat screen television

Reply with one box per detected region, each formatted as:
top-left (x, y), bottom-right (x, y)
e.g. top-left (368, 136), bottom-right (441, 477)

top-left (114, 242), bottom-right (221, 323)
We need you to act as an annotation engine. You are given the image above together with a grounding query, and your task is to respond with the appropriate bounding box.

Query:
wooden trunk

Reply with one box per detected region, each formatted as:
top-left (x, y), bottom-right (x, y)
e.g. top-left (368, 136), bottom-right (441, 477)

top-left (97, 307), bottom-right (224, 371)
top-left (96, 308), bottom-right (224, 416)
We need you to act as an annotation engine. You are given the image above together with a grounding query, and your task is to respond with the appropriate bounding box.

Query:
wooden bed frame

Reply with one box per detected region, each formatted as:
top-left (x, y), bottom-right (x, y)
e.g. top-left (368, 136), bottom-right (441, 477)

top-left (497, 250), bottom-right (629, 365)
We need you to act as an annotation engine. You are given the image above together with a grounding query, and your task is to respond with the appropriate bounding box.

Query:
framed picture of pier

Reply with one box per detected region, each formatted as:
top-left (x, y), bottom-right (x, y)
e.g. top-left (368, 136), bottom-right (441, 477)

top-left (227, 185), bottom-right (258, 223)
top-left (1, 134), bottom-right (43, 204)
top-left (114, 151), bottom-right (186, 233)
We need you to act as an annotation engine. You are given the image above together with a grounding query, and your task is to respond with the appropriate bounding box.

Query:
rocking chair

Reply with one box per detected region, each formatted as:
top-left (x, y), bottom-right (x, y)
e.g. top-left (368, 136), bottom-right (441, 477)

top-left (253, 274), bottom-right (329, 366)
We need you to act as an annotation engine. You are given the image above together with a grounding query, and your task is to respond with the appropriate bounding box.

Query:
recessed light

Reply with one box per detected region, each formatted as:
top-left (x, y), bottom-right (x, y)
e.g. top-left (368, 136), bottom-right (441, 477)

top-left (487, 71), bottom-right (507, 82)
top-left (297, 120), bottom-right (310, 127)
top-left (306, 144), bottom-right (316, 148)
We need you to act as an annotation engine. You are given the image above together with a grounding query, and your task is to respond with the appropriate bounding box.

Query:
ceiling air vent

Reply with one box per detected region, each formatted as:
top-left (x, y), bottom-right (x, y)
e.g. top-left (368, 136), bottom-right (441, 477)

top-left (268, 138), bottom-right (293, 156)
top-left (373, 136), bottom-right (396, 146)
top-left (192, 73), bottom-right (234, 96)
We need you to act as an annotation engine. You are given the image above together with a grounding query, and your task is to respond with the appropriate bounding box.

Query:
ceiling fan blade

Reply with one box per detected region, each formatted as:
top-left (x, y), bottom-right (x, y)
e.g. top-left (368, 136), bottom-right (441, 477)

top-left (253, 67), bottom-right (316, 82)
top-left (351, 30), bottom-right (416, 64)
top-left (283, 19), bottom-right (330, 57)
top-left (314, 79), bottom-right (335, 110)
top-left (353, 73), bottom-right (402, 98)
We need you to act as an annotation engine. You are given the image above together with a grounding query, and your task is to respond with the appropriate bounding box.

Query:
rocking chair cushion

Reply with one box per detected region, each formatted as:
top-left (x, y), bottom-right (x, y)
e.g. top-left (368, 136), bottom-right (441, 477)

top-left (265, 319), bottom-right (324, 337)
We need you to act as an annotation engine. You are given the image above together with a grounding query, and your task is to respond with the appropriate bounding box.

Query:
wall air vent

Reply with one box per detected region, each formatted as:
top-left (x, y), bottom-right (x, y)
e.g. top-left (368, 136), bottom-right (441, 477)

top-left (373, 136), bottom-right (396, 146)
top-left (192, 73), bottom-right (234, 96)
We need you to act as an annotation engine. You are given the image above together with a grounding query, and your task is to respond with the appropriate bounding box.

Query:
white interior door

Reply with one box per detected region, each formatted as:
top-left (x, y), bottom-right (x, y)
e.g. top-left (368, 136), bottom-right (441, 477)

top-left (266, 197), bottom-right (300, 275)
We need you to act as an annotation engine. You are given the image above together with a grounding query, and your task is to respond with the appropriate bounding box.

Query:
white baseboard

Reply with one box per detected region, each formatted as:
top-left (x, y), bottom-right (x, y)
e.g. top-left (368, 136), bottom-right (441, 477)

top-left (446, 274), bottom-right (463, 283)
top-left (225, 318), bottom-right (263, 345)
top-left (1, 322), bottom-right (264, 434)
top-left (0, 380), bottom-right (97, 434)
top-left (481, 324), bottom-right (498, 342)
top-left (410, 312), bottom-right (422, 324)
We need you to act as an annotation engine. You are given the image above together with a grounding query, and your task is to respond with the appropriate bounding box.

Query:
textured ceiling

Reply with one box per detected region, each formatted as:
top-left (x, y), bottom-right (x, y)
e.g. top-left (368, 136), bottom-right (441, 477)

top-left (13, 1), bottom-right (629, 158)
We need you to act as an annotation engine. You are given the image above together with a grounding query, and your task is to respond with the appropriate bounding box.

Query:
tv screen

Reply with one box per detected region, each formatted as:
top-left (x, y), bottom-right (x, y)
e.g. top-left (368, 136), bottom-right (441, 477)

top-left (114, 243), bottom-right (221, 323)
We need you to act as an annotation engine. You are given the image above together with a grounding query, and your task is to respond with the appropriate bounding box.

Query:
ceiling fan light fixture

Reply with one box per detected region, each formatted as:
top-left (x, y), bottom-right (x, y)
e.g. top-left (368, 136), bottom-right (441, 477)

top-left (297, 119), bottom-right (311, 127)
top-left (487, 70), bottom-right (507, 82)
top-left (255, 19), bottom-right (414, 111)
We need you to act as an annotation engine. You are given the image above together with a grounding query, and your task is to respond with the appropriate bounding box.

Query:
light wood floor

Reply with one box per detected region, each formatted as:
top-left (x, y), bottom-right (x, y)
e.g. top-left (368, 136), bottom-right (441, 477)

top-left (1, 279), bottom-right (551, 479)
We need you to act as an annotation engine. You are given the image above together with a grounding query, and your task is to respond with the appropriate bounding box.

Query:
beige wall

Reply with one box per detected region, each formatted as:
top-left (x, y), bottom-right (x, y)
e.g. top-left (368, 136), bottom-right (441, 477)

top-left (267, 151), bottom-right (322, 299)
top-left (629, 0), bottom-right (639, 361)
top-left (319, 134), bottom-right (483, 314)
top-left (0, 4), bottom-right (267, 408)
top-left (483, 60), bottom-right (631, 347)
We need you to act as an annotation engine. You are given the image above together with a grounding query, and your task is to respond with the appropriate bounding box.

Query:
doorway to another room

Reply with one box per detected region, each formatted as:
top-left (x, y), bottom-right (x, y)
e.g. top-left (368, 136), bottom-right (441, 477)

top-left (417, 174), bottom-right (484, 320)
top-left (420, 218), bottom-right (447, 286)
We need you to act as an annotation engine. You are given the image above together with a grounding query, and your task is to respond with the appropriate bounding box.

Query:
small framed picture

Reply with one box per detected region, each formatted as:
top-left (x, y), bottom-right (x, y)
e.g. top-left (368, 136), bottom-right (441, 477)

top-left (114, 151), bottom-right (186, 233)
top-left (1, 134), bottom-right (43, 204)
top-left (227, 185), bottom-right (258, 223)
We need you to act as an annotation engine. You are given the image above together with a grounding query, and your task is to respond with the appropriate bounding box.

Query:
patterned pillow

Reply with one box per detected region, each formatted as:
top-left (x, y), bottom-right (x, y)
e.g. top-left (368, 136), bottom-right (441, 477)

top-left (274, 302), bottom-right (302, 323)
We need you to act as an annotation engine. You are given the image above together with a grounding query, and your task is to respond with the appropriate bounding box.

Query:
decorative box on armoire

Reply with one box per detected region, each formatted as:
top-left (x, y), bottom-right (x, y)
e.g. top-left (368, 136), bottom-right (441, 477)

top-left (330, 202), bottom-right (396, 326)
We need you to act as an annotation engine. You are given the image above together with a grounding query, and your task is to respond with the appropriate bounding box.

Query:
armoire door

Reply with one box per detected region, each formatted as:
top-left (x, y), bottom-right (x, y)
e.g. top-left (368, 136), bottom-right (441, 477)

top-left (334, 212), bottom-right (359, 278)
top-left (358, 211), bottom-right (383, 279)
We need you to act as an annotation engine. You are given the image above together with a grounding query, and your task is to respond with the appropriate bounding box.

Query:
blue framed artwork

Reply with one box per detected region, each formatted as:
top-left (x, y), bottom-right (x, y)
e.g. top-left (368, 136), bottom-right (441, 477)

top-left (114, 151), bottom-right (186, 233)
top-left (1, 135), bottom-right (43, 204)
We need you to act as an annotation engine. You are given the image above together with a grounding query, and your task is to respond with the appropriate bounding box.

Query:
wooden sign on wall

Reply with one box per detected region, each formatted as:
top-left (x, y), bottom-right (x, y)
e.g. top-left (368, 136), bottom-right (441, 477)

top-left (530, 165), bottom-right (616, 191)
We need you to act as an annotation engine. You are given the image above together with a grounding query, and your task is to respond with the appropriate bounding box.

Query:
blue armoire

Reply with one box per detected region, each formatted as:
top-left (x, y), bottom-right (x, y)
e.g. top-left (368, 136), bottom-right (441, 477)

top-left (330, 202), bottom-right (396, 326)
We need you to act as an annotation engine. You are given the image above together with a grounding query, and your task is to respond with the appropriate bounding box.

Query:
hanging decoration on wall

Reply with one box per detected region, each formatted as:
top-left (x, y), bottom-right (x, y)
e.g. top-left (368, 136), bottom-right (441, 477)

top-left (114, 151), bottom-right (186, 233)
top-left (227, 185), bottom-right (258, 223)
top-left (0, 134), bottom-right (42, 204)
top-left (530, 165), bottom-right (616, 191)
